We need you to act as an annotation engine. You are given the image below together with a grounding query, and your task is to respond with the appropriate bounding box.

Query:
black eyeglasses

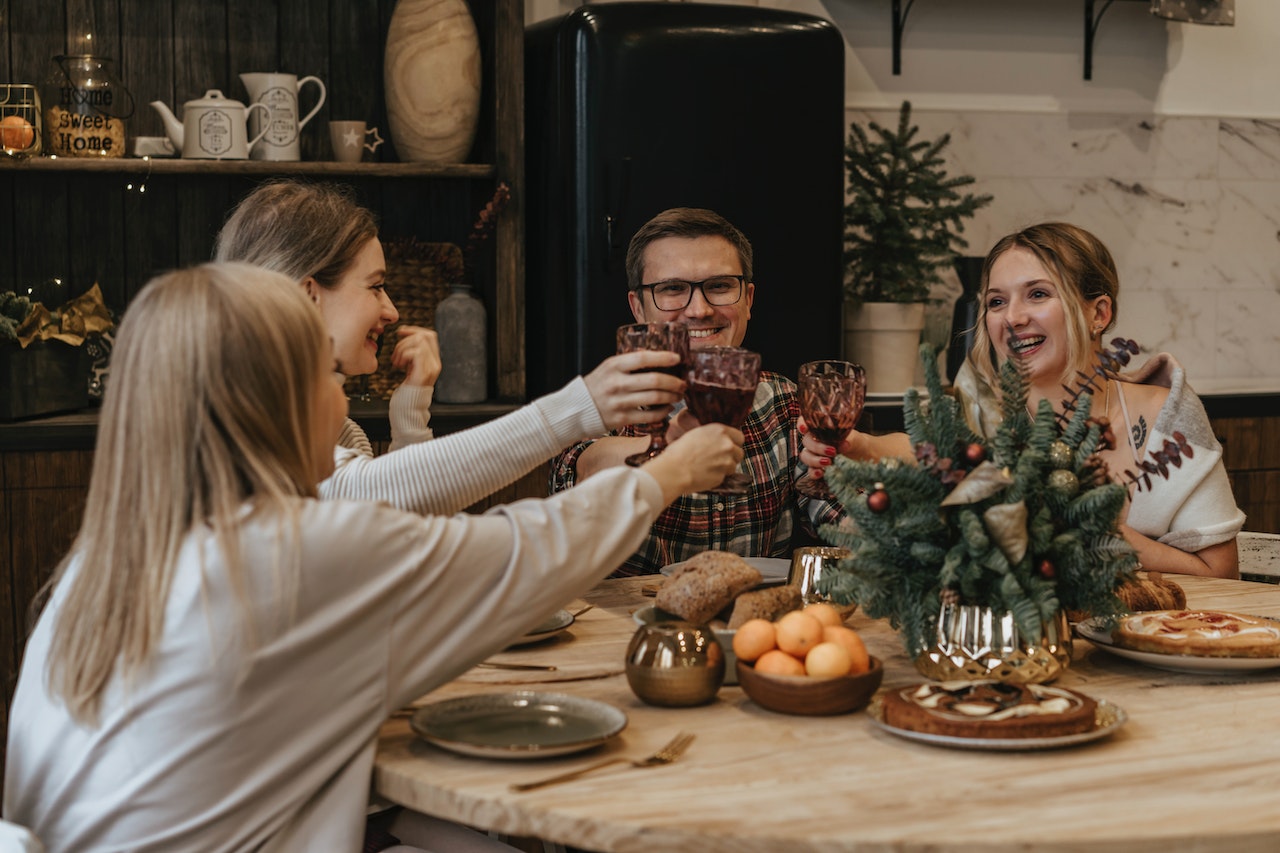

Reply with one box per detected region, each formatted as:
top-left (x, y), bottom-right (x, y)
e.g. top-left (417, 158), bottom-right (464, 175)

top-left (635, 275), bottom-right (745, 312)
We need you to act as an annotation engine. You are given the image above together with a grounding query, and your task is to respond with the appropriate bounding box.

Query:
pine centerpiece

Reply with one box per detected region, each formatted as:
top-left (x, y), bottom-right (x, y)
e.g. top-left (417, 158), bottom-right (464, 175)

top-left (818, 340), bottom-right (1149, 670)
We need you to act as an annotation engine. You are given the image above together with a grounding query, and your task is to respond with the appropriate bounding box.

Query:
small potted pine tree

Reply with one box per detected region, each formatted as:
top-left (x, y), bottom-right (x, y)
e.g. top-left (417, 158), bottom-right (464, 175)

top-left (843, 101), bottom-right (992, 393)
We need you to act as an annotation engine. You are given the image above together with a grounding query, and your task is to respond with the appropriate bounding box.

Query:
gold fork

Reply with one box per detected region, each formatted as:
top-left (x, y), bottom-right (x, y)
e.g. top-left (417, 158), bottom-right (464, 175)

top-left (508, 732), bottom-right (695, 792)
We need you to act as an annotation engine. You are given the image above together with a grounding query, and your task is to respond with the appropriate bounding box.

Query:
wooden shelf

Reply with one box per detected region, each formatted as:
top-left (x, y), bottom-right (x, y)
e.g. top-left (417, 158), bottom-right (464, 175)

top-left (0, 156), bottom-right (494, 178)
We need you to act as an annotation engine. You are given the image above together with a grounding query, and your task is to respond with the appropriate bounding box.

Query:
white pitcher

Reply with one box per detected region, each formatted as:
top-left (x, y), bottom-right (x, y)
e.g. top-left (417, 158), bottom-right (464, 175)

top-left (239, 72), bottom-right (326, 161)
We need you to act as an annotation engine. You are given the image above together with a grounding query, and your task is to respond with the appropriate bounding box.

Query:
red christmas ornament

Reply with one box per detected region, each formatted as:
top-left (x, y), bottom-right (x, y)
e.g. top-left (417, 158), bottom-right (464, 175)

top-left (1038, 558), bottom-right (1056, 579)
top-left (867, 487), bottom-right (890, 513)
top-left (964, 443), bottom-right (986, 465)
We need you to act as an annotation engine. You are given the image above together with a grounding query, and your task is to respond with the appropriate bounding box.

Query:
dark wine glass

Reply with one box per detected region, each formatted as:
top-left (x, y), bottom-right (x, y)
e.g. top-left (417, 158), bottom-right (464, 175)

top-left (795, 359), bottom-right (866, 499)
top-left (616, 322), bottom-right (692, 466)
top-left (684, 346), bottom-right (762, 494)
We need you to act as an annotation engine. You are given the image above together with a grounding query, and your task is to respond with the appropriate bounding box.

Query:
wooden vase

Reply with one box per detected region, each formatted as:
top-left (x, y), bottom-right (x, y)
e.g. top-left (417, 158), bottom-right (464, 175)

top-left (384, 0), bottom-right (481, 164)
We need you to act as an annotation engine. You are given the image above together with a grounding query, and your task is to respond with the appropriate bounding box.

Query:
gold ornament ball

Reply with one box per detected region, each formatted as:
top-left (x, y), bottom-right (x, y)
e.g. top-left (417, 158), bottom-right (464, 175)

top-left (1048, 440), bottom-right (1073, 470)
top-left (1048, 468), bottom-right (1079, 497)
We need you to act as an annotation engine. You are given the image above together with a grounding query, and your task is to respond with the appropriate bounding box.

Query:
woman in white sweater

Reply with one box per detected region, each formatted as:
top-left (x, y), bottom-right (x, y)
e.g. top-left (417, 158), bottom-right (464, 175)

top-left (801, 221), bottom-right (1242, 577)
top-left (3, 263), bottom-right (742, 852)
top-left (214, 180), bottom-right (686, 515)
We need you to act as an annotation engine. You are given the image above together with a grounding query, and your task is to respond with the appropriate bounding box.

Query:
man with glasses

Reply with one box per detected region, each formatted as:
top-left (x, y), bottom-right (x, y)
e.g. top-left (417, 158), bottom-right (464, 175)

top-left (551, 207), bottom-right (845, 576)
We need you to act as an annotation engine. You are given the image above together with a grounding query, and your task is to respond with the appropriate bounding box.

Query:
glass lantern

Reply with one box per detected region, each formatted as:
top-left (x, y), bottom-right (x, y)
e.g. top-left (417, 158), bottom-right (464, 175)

top-left (40, 54), bottom-right (132, 158)
top-left (0, 84), bottom-right (42, 157)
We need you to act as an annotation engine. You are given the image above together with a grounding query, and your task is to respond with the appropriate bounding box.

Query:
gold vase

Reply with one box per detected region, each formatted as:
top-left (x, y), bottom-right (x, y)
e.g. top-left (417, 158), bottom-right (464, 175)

top-left (914, 602), bottom-right (1072, 685)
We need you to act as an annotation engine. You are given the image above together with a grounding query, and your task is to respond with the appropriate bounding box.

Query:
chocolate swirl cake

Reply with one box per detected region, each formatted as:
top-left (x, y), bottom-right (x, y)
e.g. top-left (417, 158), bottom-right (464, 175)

top-left (881, 681), bottom-right (1098, 739)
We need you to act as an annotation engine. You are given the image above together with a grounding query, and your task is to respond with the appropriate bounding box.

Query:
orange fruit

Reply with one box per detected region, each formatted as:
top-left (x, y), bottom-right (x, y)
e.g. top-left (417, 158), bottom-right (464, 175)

top-left (823, 625), bottom-right (870, 675)
top-left (774, 611), bottom-right (824, 657)
top-left (804, 641), bottom-right (853, 678)
top-left (0, 115), bottom-right (34, 150)
top-left (802, 601), bottom-right (844, 628)
top-left (731, 618), bottom-right (777, 663)
top-left (754, 648), bottom-right (806, 676)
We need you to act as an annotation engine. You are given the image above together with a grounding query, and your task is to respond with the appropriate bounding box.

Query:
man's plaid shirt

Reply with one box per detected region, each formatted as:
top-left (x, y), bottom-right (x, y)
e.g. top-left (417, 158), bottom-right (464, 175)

top-left (550, 371), bottom-right (845, 576)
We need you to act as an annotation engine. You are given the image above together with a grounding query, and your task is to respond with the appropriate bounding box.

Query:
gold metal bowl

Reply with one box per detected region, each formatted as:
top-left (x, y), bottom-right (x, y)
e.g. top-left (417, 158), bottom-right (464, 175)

top-left (625, 621), bottom-right (725, 707)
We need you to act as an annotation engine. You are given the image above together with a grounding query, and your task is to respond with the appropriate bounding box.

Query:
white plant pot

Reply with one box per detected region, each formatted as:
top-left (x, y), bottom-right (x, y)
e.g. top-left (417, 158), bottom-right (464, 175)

top-left (843, 302), bottom-right (927, 395)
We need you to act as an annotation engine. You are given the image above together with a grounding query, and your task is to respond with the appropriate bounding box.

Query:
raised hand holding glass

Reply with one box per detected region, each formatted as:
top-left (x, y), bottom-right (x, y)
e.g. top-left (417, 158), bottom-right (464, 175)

top-left (616, 322), bottom-right (691, 466)
top-left (795, 360), bottom-right (866, 499)
top-left (683, 346), bottom-right (762, 494)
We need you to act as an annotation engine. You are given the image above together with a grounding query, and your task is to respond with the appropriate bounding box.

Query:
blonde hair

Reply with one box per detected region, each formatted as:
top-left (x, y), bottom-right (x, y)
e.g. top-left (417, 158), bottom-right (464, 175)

top-left (45, 262), bottom-right (329, 725)
top-left (967, 221), bottom-right (1120, 392)
top-left (213, 179), bottom-right (378, 290)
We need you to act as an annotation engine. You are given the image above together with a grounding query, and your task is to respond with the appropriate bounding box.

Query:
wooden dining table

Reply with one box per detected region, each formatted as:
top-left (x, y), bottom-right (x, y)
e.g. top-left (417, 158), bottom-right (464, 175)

top-left (374, 575), bottom-right (1280, 852)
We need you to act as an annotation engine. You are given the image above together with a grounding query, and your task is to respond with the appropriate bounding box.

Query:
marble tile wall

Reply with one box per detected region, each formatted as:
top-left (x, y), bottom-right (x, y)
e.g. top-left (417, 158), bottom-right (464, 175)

top-left (863, 109), bottom-right (1280, 381)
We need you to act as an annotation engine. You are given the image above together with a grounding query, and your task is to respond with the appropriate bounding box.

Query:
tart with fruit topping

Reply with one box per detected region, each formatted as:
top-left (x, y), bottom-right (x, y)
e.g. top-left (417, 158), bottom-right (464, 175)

top-left (1113, 610), bottom-right (1280, 658)
top-left (880, 681), bottom-right (1098, 739)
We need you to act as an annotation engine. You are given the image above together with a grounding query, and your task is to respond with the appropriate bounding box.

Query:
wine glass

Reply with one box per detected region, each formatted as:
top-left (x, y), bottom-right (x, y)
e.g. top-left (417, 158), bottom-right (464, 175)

top-left (795, 359), bottom-right (866, 499)
top-left (616, 322), bottom-right (692, 467)
top-left (683, 346), bottom-right (762, 494)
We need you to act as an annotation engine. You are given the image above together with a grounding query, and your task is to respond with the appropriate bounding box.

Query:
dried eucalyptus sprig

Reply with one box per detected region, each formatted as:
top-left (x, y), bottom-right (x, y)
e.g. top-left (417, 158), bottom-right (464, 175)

top-left (464, 182), bottom-right (511, 266)
top-left (1055, 336), bottom-right (1192, 493)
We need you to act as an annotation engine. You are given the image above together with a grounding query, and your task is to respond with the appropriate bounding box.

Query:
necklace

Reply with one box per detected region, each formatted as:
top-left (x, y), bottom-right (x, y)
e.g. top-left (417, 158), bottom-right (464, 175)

top-left (1109, 378), bottom-right (1144, 465)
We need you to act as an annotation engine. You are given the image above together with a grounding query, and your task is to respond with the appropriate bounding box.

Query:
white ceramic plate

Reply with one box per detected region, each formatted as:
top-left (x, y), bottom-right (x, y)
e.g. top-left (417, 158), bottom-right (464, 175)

top-left (410, 691), bottom-right (627, 759)
top-left (1075, 617), bottom-right (1280, 674)
top-left (505, 609), bottom-right (574, 648)
top-left (658, 556), bottom-right (790, 583)
top-left (866, 696), bottom-right (1127, 752)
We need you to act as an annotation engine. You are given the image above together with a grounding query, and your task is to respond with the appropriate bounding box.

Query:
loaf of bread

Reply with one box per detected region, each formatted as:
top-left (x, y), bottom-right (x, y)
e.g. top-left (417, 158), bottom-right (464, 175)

top-left (655, 551), bottom-right (762, 625)
top-left (1068, 572), bottom-right (1187, 623)
top-left (1116, 572), bottom-right (1187, 612)
top-left (727, 584), bottom-right (803, 628)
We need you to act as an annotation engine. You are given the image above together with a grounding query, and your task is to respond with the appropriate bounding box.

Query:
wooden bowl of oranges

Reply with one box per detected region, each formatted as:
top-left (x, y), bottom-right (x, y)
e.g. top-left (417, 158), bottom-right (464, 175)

top-left (733, 603), bottom-right (883, 716)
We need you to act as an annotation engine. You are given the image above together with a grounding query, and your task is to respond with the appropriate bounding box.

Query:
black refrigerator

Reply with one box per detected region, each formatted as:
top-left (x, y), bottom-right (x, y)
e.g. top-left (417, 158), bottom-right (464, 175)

top-left (524, 2), bottom-right (846, 396)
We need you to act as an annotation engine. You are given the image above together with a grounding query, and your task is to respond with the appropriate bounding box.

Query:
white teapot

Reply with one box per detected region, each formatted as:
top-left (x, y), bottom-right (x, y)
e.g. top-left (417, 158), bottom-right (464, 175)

top-left (150, 90), bottom-right (269, 159)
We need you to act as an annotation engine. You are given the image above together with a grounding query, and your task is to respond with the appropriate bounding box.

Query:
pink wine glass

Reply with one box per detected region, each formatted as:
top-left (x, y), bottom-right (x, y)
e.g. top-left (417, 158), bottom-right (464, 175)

top-left (795, 359), bottom-right (866, 499)
top-left (683, 346), bottom-right (762, 494)
top-left (616, 322), bottom-right (692, 466)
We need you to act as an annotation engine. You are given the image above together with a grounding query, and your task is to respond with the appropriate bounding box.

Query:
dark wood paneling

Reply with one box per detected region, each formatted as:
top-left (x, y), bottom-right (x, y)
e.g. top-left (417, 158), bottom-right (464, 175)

top-left (1, 448), bottom-right (93, 804)
top-left (1213, 416), bottom-right (1280, 472)
top-left (0, 452), bottom-right (13, 791)
top-left (1229, 470), bottom-right (1280, 535)
top-left (121, 0), bottom-right (174, 139)
top-left (1212, 417), bottom-right (1280, 534)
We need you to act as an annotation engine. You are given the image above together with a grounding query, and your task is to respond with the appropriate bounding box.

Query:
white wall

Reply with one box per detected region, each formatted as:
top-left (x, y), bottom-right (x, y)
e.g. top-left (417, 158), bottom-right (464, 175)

top-left (531, 0), bottom-right (1279, 118)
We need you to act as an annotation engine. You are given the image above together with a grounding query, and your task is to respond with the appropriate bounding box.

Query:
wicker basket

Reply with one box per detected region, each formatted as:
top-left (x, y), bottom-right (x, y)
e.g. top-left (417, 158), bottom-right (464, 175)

top-left (364, 239), bottom-right (463, 400)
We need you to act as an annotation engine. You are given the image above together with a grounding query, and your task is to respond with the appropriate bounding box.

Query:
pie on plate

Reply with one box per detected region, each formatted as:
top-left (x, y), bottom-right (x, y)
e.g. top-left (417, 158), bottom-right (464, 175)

top-left (878, 680), bottom-right (1098, 740)
top-left (1112, 610), bottom-right (1280, 658)
top-left (868, 696), bottom-right (1125, 752)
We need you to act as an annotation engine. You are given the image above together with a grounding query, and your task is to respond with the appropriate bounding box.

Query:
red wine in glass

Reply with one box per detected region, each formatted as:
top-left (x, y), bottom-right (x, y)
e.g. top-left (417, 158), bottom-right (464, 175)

top-left (616, 322), bottom-right (691, 466)
top-left (796, 359), bottom-right (866, 499)
top-left (684, 346), bottom-right (762, 494)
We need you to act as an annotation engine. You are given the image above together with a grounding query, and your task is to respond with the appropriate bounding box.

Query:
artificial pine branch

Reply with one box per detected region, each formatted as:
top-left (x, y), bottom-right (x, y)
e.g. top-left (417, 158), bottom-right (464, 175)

top-left (843, 101), bottom-right (993, 305)
top-left (818, 342), bottom-right (1141, 657)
